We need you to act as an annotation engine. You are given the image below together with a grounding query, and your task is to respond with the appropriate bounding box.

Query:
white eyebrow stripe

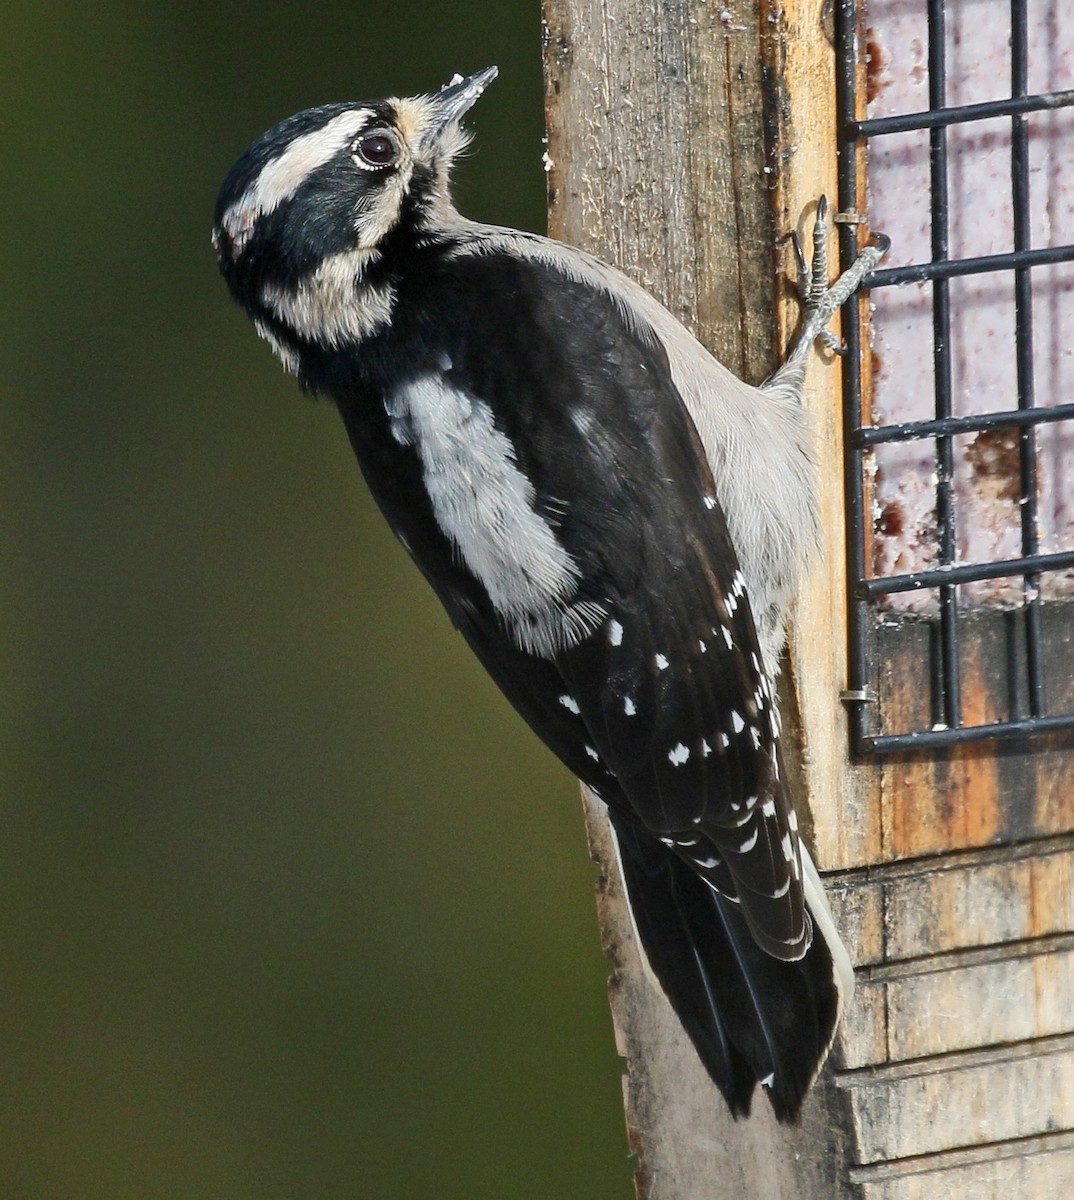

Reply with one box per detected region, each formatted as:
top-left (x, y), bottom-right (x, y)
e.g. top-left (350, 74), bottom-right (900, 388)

top-left (222, 108), bottom-right (375, 244)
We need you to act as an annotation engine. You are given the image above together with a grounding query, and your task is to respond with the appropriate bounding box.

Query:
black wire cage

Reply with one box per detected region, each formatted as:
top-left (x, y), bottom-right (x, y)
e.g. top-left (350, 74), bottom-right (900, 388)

top-left (836, 0), bottom-right (1074, 754)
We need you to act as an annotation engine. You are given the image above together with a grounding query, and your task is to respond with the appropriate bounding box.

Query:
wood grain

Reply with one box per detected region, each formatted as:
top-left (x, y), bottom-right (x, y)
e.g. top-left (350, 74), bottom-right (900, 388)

top-left (544, 1), bottom-right (863, 1194)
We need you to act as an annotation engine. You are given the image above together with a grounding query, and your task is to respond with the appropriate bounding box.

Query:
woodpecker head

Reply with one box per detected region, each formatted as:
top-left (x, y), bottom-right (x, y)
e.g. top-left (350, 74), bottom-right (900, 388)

top-left (212, 68), bottom-right (496, 356)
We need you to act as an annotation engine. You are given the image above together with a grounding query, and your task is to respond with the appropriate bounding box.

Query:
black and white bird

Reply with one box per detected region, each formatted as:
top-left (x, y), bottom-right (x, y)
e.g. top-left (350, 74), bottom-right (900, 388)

top-left (212, 67), bottom-right (886, 1121)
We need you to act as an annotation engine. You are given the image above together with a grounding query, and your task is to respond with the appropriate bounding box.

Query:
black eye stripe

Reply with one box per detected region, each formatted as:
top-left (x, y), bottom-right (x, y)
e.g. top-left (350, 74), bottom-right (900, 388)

top-left (353, 129), bottom-right (400, 170)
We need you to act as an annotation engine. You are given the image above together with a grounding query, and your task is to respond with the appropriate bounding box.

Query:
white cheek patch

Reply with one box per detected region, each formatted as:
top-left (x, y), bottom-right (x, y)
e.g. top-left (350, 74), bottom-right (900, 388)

top-left (222, 108), bottom-right (375, 253)
top-left (354, 163), bottom-right (414, 250)
top-left (261, 249), bottom-right (395, 346)
top-left (391, 376), bottom-right (605, 657)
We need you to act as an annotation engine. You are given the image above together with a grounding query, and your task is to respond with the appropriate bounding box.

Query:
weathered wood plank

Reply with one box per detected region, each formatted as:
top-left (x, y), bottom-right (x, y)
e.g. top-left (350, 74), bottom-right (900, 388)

top-left (842, 1036), bottom-right (1074, 1163)
top-left (543, 0), bottom-right (777, 366)
top-left (851, 1132), bottom-right (1074, 1200)
top-left (826, 836), bottom-right (1074, 966)
top-left (866, 1160), bottom-right (1074, 1200)
top-left (880, 940), bottom-right (1074, 1061)
top-left (829, 840), bottom-right (1074, 1073)
top-left (871, 604), bottom-right (1074, 862)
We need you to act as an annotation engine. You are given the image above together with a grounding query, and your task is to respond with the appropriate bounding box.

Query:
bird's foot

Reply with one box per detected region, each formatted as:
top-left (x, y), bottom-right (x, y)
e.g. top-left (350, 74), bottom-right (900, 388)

top-left (785, 197), bottom-right (890, 364)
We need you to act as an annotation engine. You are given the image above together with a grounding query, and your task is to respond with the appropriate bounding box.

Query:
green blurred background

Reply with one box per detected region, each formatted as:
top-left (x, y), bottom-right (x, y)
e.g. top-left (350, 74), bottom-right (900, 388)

top-left (3, 3), bottom-right (632, 1196)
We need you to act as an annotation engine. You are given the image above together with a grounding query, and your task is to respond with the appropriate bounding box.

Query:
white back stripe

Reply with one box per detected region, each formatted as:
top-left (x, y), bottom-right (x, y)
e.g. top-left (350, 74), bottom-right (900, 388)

top-left (391, 376), bottom-right (601, 657)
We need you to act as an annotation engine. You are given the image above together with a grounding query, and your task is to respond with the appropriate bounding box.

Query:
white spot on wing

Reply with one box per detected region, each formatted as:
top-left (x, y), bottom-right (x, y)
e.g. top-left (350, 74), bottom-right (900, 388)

top-left (731, 711), bottom-right (745, 733)
top-left (623, 696), bottom-right (636, 716)
top-left (761, 798), bottom-right (776, 818)
top-left (655, 653), bottom-right (669, 670)
top-left (668, 743), bottom-right (690, 766)
top-left (559, 694), bottom-right (580, 714)
top-left (585, 745), bottom-right (600, 761)
top-left (701, 739), bottom-right (711, 756)
top-left (608, 619), bottom-right (624, 646)
top-left (781, 833), bottom-right (794, 860)
top-left (734, 826), bottom-right (759, 853)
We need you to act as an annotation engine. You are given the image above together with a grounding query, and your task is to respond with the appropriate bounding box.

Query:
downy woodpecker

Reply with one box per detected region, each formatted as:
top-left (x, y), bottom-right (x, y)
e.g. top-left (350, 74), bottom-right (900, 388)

top-left (212, 67), bottom-right (886, 1121)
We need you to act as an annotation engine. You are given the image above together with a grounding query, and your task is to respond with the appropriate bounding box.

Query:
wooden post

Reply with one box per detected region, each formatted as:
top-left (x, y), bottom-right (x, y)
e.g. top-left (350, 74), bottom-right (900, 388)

top-left (544, 2), bottom-right (1074, 1197)
top-left (543, 1), bottom-right (861, 1194)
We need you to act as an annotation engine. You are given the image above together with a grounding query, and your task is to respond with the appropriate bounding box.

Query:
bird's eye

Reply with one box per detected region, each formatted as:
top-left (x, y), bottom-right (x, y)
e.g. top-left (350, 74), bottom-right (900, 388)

top-left (354, 130), bottom-right (400, 170)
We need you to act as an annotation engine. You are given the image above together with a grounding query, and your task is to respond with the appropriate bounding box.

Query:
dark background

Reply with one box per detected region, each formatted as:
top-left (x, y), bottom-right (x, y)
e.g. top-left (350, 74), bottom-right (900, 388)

top-left (3, 3), bottom-right (632, 1195)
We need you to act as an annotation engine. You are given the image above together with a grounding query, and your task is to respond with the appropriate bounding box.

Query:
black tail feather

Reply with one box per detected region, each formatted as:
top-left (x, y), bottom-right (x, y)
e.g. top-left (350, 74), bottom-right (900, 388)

top-left (610, 812), bottom-right (843, 1122)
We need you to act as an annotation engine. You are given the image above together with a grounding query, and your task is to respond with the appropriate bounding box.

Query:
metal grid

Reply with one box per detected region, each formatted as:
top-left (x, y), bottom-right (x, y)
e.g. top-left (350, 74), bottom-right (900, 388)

top-left (835, 0), bottom-right (1074, 754)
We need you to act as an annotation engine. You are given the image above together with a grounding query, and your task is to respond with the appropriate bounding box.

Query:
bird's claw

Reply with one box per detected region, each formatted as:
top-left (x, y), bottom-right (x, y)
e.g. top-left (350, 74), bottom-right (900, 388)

top-left (790, 230), bottom-right (811, 306)
top-left (784, 196), bottom-right (889, 367)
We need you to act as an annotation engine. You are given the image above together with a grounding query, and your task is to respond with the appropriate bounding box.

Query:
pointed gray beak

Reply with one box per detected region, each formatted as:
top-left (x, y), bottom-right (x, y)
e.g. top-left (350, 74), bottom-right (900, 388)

top-left (422, 66), bottom-right (498, 148)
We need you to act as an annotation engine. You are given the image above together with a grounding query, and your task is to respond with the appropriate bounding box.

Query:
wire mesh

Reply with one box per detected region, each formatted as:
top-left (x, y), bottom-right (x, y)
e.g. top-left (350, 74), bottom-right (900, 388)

top-left (835, 0), bottom-right (1074, 753)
